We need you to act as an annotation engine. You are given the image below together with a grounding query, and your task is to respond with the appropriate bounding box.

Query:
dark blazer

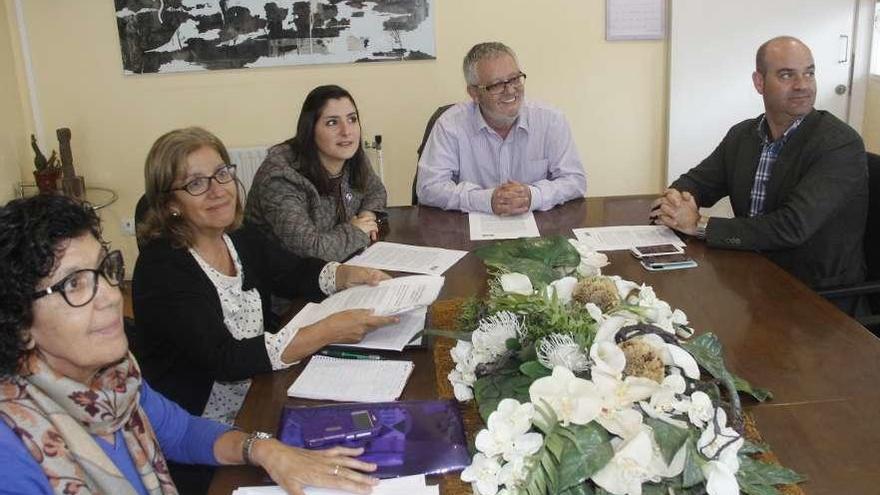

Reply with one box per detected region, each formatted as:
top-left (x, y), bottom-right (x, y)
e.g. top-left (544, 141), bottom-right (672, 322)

top-left (132, 223), bottom-right (327, 416)
top-left (671, 110), bottom-right (868, 289)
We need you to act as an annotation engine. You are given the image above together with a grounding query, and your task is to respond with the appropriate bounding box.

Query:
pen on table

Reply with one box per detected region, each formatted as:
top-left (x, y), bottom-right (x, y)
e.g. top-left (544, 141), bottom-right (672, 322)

top-left (319, 349), bottom-right (382, 360)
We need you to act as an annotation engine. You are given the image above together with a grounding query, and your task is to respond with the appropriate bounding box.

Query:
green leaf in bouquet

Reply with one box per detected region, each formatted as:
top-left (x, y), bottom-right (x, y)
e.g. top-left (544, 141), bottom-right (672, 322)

top-left (732, 374), bottom-right (774, 402)
top-left (738, 484), bottom-right (781, 495)
top-left (540, 450), bottom-right (559, 493)
top-left (520, 360), bottom-right (552, 379)
top-left (557, 423), bottom-right (614, 480)
top-left (645, 417), bottom-right (691, 465)
top-left (682, 438), bottom-right (706, 488)
top-left (473, 371), bottom-right (534, 422)
top-left (641, 484), bottom-right (669, 495)
top-left (681, 333), bottom-right (773, 402)
top-left (544, 432), bottom-right (566, 462)
top-left (740, 439), bottom-right (769, 455)
top-left (474, 235), bottom-right (581, 286)
top-left (736, 456), bottom-right (806, 490)
top-left (558, 483), bottom-right (594, 495)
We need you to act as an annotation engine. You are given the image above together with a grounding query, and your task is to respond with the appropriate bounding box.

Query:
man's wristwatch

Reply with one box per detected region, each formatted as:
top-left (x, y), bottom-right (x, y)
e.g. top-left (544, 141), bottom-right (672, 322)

top-left (694, 215), bottom-right (709, 240)
top-left (242, 431), bottom-right (273, 466)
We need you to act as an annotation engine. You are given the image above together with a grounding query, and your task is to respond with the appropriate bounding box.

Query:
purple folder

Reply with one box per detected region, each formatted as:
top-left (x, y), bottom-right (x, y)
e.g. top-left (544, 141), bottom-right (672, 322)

top-left (277, 400), bottom-right (471, 478)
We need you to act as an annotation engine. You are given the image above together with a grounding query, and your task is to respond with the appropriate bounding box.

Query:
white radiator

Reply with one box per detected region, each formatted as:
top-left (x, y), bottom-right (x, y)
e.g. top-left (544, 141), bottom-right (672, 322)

top-left (227, 146), bottom-right (268, 194)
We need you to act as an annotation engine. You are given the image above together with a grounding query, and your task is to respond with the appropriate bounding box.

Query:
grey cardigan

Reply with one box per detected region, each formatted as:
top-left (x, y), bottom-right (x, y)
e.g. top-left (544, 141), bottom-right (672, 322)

top-left (245, 142), bottom-right (387, 261)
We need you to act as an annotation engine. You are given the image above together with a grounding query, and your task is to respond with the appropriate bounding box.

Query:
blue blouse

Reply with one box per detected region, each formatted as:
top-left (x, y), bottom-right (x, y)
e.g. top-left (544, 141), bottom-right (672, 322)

top-left (0, 380), bottom-right (231, 494)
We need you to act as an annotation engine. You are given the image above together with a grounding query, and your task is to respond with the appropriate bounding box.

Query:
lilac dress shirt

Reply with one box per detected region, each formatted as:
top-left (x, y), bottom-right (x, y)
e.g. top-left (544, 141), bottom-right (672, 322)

top-left (416, 100), bottom-right (587, 213)
top-left (0, 380), bottom-right (230, 495)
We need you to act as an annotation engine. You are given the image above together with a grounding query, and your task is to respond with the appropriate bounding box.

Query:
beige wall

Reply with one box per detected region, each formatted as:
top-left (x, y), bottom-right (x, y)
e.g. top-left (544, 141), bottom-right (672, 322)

top-left (9, 0), bottom-right (668, 265)
top-left (863, 77), bottom-right (880, 154)
top-left (0, 0), bottom-right (26, 203)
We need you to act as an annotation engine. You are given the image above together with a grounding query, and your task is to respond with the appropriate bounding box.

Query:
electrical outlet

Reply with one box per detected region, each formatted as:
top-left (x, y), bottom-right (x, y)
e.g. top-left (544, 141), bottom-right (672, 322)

top-left (121, 217), bottom-right (136, 236)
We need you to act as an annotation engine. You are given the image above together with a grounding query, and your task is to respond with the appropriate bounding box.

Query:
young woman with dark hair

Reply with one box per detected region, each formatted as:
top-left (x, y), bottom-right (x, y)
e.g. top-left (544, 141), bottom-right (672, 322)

top-left (245, 85), bottom-right (387, 261)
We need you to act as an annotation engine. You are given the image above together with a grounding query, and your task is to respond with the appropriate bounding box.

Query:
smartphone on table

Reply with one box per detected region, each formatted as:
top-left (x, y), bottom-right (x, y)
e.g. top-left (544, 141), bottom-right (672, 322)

top-left (302, 409), bottom-right (379, 448)
top-left (630, 244), bottom-right (685, 259)
top-left (640, 253), bottom-right (697, 271)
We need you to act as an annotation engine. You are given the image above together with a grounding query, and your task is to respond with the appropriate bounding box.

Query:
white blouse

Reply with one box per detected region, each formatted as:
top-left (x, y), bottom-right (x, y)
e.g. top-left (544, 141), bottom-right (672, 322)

top-left (190, 235), bottom-right (339, 424)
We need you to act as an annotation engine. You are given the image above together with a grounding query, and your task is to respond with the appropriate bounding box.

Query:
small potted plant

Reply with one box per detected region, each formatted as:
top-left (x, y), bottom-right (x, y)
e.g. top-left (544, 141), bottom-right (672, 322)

top-left (30, 134), bottom-right (60, 194)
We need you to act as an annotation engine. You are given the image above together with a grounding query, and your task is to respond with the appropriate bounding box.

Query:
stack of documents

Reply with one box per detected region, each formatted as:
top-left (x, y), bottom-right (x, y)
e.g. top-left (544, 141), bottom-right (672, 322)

top-left (345, 241), bottom-right (467, 275)
top-left (232, 474), bottom-right (438, 495)
top-left (571, 225), bottom-right (685, 251)
top-left (282, 275), bottom-right (443, 352)
top-left (290, 303), bottom-right (426, 352)
top-left (287, 355), bottom-right (414, 402)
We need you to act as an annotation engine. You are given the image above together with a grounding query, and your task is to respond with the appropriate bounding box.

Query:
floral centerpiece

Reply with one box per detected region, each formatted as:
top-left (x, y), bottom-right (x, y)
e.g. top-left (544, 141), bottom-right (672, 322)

top-left (442, 236), bottom-right (804, 495)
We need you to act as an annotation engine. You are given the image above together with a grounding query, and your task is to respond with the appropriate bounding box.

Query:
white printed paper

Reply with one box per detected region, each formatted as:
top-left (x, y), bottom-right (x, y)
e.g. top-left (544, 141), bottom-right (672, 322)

top-left (468, 212), bottom-right (540, 240)
top-left (285, 303), bottom-right (426, 352)
top-left (320, 275), bottom-right (444, 317)
top-left (232, 474), bottom-right (433, 495)
top-left (571, 225), bottom-right (685, 251)
top-left (345, 242), bottom-right (467, 275)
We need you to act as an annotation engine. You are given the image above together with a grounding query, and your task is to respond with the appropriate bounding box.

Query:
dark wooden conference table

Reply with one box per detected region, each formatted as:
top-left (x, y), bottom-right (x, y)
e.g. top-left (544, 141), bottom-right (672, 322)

top-left (209, 196), bottom-right (880, 495)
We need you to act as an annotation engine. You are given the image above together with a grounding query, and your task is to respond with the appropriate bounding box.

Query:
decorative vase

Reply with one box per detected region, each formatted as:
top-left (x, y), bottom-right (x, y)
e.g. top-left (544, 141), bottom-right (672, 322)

top-left (33, 169), bottom-right (61, 194)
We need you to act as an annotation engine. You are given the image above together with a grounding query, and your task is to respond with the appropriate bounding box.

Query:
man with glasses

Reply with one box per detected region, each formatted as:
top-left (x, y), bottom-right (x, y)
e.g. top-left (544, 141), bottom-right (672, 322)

top-left (416, 42), bottom-right (586, 215)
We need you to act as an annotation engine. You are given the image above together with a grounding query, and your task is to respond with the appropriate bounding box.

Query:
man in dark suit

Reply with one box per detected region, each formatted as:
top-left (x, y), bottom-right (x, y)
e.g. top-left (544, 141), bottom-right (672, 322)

top-left (652, 36), bottom-right (867, 290)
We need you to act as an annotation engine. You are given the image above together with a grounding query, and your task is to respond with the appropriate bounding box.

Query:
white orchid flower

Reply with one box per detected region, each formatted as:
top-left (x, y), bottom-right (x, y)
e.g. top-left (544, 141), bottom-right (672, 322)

top-left (498, 456), bottom-right (530, 488)
top-left (698, 408), bottom-right (743, 465)
top-left (593, 371), bottom-right (660, 439)
top-left (589, 340), bottom-right (627, 377)
top-left (594, 315), bottom-right (628, 343)
top-left (499, 273), bottom-right (534, 295)
top-left (579, 253), bottom-right (610, 277)
top-left (448, 368), bottom-right (475, 401)
top-left (567, 240), bottom-right (610, 277)
top-left (649, 374), bottom-right (686, 412)
top-left (475, 399), bottom-right (542, 459)
top-left (461, 453), bottom-right (502, 495)
top-left (666, 344), bottom-right (701, 380)
top-left (671, 308), bottom-right (689, 326)
top-left (702, 460), bottom-right (740, 495)
top-left (450, 340), bottom-right (474, 366)
top-left (610, 275), bottom-right (641, 302)
top-left (529, 366), bottom-right (602, 426)
top-left (683, 391), bottom-right (714, 428)
top-left (545, 276), bottom-right (578, 304)
top-left (537, 333), bottom-right (591, 372)
top-left (639, 374), bottom-right (689, 428)
top-left (585, 302), bottom-right (605, 323)
top-left (592, 429), bottom-right (656, 495)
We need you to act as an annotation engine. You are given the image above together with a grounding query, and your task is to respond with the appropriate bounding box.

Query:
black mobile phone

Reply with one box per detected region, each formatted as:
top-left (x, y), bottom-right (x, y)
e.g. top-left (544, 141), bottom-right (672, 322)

top-left (630, 244), bottom-right (685, 259)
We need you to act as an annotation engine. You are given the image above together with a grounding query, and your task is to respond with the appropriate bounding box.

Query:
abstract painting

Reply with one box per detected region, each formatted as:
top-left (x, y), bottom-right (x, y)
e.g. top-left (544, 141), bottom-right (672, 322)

top-left (114, 0), bottom-right (435, 74)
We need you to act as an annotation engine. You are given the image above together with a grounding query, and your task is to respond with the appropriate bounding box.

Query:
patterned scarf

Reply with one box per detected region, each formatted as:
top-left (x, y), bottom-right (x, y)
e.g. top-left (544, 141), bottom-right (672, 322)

top-left (0, 352), bottom-right (177, 495)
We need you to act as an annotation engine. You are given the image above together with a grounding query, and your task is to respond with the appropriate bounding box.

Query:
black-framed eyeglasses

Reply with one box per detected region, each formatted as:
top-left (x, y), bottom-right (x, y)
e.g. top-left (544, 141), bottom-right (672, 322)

top-left (32, 250), bottom-right (125, 308)
top-left (475, 72), bottom-right (527, 96)
top-left (168, 164), bottom-right (237, 196)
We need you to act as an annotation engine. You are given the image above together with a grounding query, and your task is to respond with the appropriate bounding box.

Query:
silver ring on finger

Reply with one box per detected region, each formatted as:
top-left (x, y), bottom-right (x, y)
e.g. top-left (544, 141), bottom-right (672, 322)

top-left (333, 464), bottom-right (340, 476)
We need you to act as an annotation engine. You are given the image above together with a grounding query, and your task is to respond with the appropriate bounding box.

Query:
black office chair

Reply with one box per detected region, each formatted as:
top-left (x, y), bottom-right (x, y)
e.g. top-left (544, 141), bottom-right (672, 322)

top-left (412, 104), bottom-right (454, 205)
top-left (818, 152), bottom-right (880, 334)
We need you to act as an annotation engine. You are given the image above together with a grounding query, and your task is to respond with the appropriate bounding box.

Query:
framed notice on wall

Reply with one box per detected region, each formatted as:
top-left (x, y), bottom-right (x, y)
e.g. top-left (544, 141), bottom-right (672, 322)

top-left (606, 0), bottom-right (666, 41)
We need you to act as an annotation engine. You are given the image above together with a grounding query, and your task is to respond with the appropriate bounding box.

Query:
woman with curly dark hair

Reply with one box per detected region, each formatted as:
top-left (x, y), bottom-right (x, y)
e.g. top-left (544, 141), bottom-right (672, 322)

top-left (0, 195), bottom-right (378, 495)
top-left (245, 85), bottom-right (388, 261)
